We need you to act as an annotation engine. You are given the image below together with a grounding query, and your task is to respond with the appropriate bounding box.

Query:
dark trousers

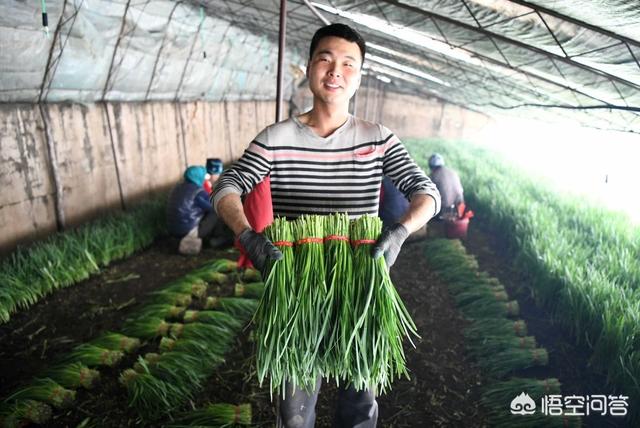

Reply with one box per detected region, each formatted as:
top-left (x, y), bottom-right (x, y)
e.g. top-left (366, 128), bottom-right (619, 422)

top-left (197, 211), bottom-right (218, 238)
top-left (277, 379), bottom-right (378, 428)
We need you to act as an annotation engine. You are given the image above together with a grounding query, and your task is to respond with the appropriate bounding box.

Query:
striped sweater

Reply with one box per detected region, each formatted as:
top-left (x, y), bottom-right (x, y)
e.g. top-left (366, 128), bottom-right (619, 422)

top-left (213, 115), bottom-right (441, 219)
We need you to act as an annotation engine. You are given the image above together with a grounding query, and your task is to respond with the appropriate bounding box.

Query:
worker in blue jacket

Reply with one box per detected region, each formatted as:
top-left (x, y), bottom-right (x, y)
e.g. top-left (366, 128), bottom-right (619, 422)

top-left (167, 166), bottom-right (218, 255)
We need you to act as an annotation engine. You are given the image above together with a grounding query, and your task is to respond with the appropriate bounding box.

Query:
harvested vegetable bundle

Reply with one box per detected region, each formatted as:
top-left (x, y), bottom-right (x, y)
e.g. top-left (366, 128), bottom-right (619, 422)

top-left (183, 310), bottom-right (242, 330)
top-left (347, 215), bottom-right (418, 393)
top-left (133, 353), bottom-right (162, 372)
top-left (464, 319), bottom-right (528, 342)
top-left (458, 299), bottom-right (520, 318)
top-left (164, 278), bottom-right (208, 299)
top-left (454, 287), bottom-right (509, 306)
top-left (241, 268), bottom-right (261, 282)
top-left (289, 215), bottom-right (327, 390)
top-left (159, 337), bottom-right (227, 363)
top-left (6, 378), bottom-right (75, 409)
top-left (64, 344), bottom-right (124, 367)
top-left (169, 322), bottom-right (234, 344)
top-left (122, 316), bottom-right (171, 339)
top-left (119, 367), bottom-right (183, 419)
top-left (196, 258), bottom-right (238, 274)
top-left (0, 399), bottom-right (52, 426)
top-left (234, 282), bottom-right (265, 298)
top-left (170, 403), bottom-right (252, 426)
top-left (204, 297), bottom-right (258, 320)
top-left (133, 352), bottom-right (205, 395)
top-left (47, 362), bottom-right (100, 389)
top-left (322, 213), bottom-right (353, 381)
top-left (471, 336), bottom-right (537, 359)
top-left (91, 332), bottom-right (141, 353)
top-left (150, 291), bottom-right (192, 307)
top-left (479, 348), bottom-right (549, 378)
top-left (135, 304), bottom-right (185, 320)
top-left (189, 270), bottom-right (228, 285)
top-left (254, 217), bottom-right (295, 396)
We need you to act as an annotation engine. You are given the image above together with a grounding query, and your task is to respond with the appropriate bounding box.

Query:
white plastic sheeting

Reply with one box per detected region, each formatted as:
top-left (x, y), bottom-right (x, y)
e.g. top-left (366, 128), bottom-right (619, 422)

top-left (0, 0), bottom-right (303, 103)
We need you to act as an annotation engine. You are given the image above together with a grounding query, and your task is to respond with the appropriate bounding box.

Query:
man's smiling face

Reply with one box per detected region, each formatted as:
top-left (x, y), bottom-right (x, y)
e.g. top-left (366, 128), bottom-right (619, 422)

top-left (307, 36), bottom-right (363, 107)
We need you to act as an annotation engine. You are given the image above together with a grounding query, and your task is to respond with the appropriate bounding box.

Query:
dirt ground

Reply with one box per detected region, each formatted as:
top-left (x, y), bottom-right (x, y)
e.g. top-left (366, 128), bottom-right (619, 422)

top-left (0, 222), bottom-right (631, 427)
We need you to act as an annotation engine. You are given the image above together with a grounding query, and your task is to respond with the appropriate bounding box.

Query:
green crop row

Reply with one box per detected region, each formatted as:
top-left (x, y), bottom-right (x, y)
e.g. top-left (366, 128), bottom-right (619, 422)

top-left (407, 138), bottom-right (640, 414)
top-left (0, 196), bottom-right (167, 324)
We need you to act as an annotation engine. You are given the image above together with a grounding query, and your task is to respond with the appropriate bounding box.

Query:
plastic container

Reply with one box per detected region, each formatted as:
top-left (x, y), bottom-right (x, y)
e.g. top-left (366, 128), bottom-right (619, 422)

top-left (444, 217), bottom-right (469, 239)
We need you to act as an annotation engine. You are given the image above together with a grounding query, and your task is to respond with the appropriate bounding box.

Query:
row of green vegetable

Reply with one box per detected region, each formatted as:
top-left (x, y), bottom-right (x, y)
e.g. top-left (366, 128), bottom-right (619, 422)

top-left (0, 196), bottom-right (167, 324)
top-left (407, 138), bottom-right (640, 414)
top-left (424, 239), bottom-right (580, 427)
top-left (0, 258), bottom-right (259, 426)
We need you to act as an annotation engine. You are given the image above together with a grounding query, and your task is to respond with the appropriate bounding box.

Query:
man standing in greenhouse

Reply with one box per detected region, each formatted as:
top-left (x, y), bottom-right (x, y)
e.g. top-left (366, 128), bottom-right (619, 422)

top-left (213, 23), bottom-right (440, 428)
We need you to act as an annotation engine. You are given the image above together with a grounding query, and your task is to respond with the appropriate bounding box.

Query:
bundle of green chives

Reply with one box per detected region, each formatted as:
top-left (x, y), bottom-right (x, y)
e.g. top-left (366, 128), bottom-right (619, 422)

top-left (188, 270), bottom-right (228, 285)
top-left (322, 213), bottom-right (352, 381)
top-left (150, 291), bottom-right (192, 307)
top-left (196, 258), bottom-right (238, 274)
top-left (454, 287), bottom-right (509, 306)
top-left (464, 319), bottom-right (528, 342)
top-left (458, 299), bottom-right (520, 319)
top-left (479, 348), bottom-right (549, 378)
top-left (241, 268), bottom-right (261, 282)
top-left (46, 362), bottom-right (100, 389)
top-left (234, 282), bottom-right (265, 298)
top-left (119, 367), bottom-right (183, 419)
top-left (135, 352), bottom-right (205, 394)
top-left (6, 378), bottom-right (75, 409)
top-left (254, 217), bottom-right (295, 396)
top-left (122, 316), bottom-right (171, 339)
top-left (471, 336), bottom-right (537, 359)
top-left (164, 278), bottom-right (208, 299)
top-left (204, 296), bottom-right (259, 320)
top-left (90, 332), bottom-right (141, 353)
top-left (348, 215), bottom-right (418, 393)
top-left (132, 353), bottom-right (161, 374)
top-left (290, 215), bottom-right (327, 390)
top-left (182, 310), bottom-right (242, 330)
top-left (169, 322), bottom-right (234, 344)
top-left (169, 403), bottom-right (252, 426)
top-left (0, 399), bottom-right (52, 426)
top-left (135, 304), bottom-right (185, 321)
top-left (64, 344), bottom-right (124, 367)
top-left (158, 337), bottom-right (226, 363)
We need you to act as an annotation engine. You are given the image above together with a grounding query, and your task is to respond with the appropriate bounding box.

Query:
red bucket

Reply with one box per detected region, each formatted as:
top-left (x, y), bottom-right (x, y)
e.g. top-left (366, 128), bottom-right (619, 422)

top-left (444, 217), bottom-right (469, 239)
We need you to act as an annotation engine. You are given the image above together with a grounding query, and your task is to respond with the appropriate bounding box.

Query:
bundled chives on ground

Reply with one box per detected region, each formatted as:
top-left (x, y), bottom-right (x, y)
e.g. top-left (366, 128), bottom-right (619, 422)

top-left (290, 215), bottom-right (327, 391)
top-left (254, 217), bottom-right (295, 396)
top-left (168, 403), bottom-right (252, 427)
top-left (348, 215), bottom-right (418, 393)
top-left (0, 399), bottom-right (52, 427)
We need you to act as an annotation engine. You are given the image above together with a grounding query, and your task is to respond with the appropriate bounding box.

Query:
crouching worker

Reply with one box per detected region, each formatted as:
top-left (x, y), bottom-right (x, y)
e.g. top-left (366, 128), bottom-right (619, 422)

top-left (167, 166), bottom-right (220, 255)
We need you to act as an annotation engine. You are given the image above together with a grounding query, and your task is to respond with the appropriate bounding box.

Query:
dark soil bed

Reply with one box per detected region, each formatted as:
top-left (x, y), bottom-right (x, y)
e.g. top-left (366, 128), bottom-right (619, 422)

top-left (0, 222), bottom-right (631, 427)
top-left (1, 236), bottom-right (487, 427)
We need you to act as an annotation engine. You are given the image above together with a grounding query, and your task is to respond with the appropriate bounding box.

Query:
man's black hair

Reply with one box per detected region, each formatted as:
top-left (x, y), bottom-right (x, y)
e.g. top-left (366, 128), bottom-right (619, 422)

top-left (308, 23), bottom-right (366, 65)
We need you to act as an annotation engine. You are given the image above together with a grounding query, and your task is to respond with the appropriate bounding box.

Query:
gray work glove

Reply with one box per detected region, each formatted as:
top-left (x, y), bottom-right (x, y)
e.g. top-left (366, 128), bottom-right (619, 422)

top-left (372, 223), bottom-right (409, 269)
top-left (238, 228), bottom-right (283, 274)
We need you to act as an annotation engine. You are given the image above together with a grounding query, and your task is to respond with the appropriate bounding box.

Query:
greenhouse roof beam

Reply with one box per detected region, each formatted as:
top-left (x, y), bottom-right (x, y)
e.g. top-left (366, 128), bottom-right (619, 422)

top-left (377, 0), bottom-right (640, 92)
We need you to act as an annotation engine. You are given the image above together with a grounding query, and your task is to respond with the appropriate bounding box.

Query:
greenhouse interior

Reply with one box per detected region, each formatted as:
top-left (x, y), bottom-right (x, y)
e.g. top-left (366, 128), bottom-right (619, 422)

top-left (1, 0), bottom-right (639, 426)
